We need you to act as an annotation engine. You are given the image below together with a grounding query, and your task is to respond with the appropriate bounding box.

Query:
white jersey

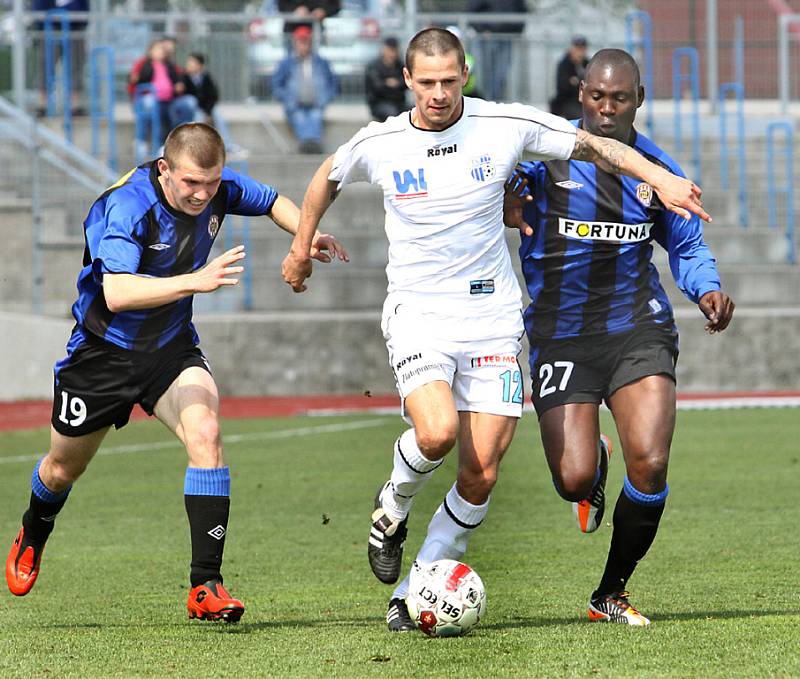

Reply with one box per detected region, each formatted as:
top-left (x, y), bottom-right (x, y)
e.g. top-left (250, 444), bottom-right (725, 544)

top-left (329, 96), bottom-right (576, 339)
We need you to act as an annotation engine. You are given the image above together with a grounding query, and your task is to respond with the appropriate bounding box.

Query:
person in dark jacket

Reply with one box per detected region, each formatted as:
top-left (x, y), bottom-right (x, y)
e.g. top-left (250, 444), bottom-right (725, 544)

top-left (468, 0), bottom-right (526, 101)
top-left (365, 37), bottom-right (406, 121)
top-left (183, 53), bottom-right (248, 158)
top-left (550, 35), bottom-right (589, 119)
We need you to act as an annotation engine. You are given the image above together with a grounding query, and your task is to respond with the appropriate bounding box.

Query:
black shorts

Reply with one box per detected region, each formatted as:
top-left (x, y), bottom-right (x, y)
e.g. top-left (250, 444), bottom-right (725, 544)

top-left (52, 330), bottom-right (211, 437)
top-left (528, 324), bottom-right (679, 417)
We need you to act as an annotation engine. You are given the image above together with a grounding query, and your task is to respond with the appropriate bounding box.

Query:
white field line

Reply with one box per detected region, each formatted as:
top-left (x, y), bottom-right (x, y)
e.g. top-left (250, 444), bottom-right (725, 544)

top-left (308, 396), bottom-right (800, 417)
top-left (0, 418), bottom-right (392, 466)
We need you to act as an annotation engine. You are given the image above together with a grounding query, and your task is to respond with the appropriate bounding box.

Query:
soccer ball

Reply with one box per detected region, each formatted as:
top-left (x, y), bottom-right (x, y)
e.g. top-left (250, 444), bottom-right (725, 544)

top-left (405, 559), bottom-right (486, 637)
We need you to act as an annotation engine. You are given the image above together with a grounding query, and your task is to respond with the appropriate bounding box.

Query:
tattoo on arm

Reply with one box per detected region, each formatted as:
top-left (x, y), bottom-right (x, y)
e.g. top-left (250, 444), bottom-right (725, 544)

top-left (571, 132), bottom-right (628, 174)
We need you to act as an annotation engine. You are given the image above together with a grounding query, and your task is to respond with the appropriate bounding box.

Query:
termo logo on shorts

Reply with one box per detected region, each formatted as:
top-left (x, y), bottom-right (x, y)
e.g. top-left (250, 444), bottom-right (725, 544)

top-left (470, 354), bottom-right (517, 368)
top-left (558, 218), bottom-right (653, 242)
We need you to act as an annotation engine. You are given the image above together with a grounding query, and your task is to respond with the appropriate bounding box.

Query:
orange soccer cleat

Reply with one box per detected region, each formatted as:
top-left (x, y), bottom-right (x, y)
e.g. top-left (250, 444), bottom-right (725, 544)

top-left (187, 579), bottom-right (245, 623)
top-left (6, 526), bottom-right (45, 596)
top-left (588, 590), bottom-right (651, 626)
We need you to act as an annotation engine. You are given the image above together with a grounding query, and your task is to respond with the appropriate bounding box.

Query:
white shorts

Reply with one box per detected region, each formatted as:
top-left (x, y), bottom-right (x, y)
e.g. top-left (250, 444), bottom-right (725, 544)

top-left (382, 302), bottom-right (524, 418)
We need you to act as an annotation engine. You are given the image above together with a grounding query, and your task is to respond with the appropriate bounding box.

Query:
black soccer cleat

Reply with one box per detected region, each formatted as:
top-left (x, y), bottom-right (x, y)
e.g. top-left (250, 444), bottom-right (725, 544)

top-left (588, 590), bottom-right (651, 626)
top-left (573, 434), bottom-right (613, 533)
top-left (368, 482), bottom-right (408, 584)
top-left (386, 597), bottom-right (416, 632)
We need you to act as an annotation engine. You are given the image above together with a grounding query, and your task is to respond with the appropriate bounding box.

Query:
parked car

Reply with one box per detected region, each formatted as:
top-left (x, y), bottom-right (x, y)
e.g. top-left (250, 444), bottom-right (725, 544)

top-left (246, 1), bottom-right (383, 100)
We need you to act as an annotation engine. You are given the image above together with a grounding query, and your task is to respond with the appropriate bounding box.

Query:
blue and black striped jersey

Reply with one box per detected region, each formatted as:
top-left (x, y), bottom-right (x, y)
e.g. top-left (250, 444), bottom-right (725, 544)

top-left (518, 124), bottom-right (720, 342)
top-left (70, 161), bottom-right (278, 352)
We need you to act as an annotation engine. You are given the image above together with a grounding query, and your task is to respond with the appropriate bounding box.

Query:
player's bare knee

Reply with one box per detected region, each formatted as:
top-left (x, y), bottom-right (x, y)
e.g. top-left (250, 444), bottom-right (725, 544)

top-left (554, 470), bottom-right (595, 502)
top-left (185, 416), bottom-right (222, 464)
top-left (416, 428), bottom-right (457, 460)
top-left (628, 451), bottom-right (669, 492)
top-left (45, 458), bottom-right (84, 488)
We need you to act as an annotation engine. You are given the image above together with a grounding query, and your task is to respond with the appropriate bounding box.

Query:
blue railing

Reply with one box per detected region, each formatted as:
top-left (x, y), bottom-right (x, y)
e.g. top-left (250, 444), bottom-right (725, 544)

top-left (672, 47), bottom-right (701, 185)
top-left (89, 46), bottom-right (117, 171)
top-left (43, 9), bottom-right (74, 142)
top-left (718, 82), bottom-right (748, 228)
top-left (766, 121), bottom-right (796, 265)
top-left (625, 10), bottom-right (654, 140)
top-left (224, 160), bottom-right (253, 309)
top-left (133, 84), bottom-right (162, 163)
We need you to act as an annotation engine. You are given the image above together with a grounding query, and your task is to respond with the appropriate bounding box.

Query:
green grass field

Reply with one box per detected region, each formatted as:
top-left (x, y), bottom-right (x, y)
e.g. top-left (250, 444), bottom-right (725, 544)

top-left (1, 408), bottom-right (798, 678)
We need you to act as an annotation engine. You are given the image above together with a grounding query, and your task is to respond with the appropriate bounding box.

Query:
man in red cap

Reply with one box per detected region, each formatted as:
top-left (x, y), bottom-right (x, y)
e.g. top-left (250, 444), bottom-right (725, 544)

top-left (272, 25), bottom-right (339, 154)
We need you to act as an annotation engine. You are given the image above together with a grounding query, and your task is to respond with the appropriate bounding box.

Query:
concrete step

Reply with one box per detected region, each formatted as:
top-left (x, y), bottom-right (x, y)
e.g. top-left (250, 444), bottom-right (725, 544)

top-left (650, 227), bottom-right (792, 266)
top-left (658, 264), bottom-right (800, 308)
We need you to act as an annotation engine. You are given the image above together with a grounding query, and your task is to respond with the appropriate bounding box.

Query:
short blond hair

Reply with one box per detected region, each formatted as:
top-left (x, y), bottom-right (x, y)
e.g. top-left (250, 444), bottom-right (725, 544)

top-left (163, 123), bottom-right (225, 169)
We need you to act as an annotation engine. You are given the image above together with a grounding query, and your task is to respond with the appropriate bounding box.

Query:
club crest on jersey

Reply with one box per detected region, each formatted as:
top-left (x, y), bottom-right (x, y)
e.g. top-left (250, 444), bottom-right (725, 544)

top-left (208, 214), bottom-right (220, 238)
top-left (559, 217), bottom-right (653, 243)
top-left (470, 155), bottom-right (496, 183)
top-left (636, 182), bottom-right (653, 206)
top-left (393, 168), bottom-right (428, 199)
top-left (555, 179), bottom-right (583, 190)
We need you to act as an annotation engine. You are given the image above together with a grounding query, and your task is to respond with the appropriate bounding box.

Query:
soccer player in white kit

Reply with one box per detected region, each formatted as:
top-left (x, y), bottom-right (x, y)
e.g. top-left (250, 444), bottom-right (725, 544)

top-left (282, 28), bottom-right (710, 631)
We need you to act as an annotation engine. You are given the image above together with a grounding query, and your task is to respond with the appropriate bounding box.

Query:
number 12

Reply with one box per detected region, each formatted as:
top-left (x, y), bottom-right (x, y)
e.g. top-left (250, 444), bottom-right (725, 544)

top-left (500, 369), bottom-right (523, 404)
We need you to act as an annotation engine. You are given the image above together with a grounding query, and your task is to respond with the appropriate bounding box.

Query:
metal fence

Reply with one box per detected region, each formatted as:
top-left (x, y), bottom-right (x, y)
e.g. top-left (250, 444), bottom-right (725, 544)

top-left (0, 2), bottom-right (798, 320)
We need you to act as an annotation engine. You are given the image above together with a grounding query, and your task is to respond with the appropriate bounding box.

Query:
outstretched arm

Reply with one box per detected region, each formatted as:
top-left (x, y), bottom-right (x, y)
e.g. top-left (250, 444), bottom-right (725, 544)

top-left (269, 193), bottom-right (349, 264)
top-left (103, 246), bottom-right (246, 312)
top-left (281, 155), bottom-right (341, 292)
top-left (571, 128), bottom-right (711, 223)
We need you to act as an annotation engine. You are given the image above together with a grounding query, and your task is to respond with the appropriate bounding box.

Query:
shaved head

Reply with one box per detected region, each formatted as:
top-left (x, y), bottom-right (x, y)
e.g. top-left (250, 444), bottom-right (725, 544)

top-left (585, 48), bottom-right (641, 90)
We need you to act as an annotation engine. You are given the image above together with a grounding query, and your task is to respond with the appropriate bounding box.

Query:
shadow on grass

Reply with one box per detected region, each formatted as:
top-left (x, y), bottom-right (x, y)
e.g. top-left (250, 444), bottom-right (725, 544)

top-left (482, 608), bottom-right (798, 630)
top-left (34, 608), bottom-right (797, 633)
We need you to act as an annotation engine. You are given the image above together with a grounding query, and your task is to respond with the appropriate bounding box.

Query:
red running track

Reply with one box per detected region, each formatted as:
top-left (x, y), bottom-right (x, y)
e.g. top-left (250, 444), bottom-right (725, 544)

top-left (1, 391), bottom-right (799, 432)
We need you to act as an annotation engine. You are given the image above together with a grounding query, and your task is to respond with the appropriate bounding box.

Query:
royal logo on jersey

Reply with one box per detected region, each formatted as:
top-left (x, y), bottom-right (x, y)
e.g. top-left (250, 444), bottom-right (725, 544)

top-left (393, 168), bottom-right (428, 199)
top-left (559, 218), bottom-right (653, 243)
top-left (636, 182), bottom-right (653, 207)
top-left (555, 180), bottom-right (584, 190)
top-left (208, 214), bottom-right (220, 238)
top-left (470, 155), bottom-right (496, 183)
top-left (428, 143), bottom-right (458, 158)
top-left (470, 354), bottom-right (517, 368)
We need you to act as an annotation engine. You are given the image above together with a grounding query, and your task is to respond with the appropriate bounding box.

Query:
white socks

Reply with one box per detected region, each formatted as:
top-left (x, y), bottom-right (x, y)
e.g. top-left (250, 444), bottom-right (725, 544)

top-left (392, 482), bottom-right (490, 600)
top-left (382, 429), bottom-right (443, 522)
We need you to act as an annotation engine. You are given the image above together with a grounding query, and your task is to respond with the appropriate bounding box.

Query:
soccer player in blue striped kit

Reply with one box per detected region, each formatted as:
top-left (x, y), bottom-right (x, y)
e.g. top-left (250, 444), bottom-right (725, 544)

top-left (506, 49), bottom-right (735, 625)
top-left (5, 123), bottom-right (347, 621)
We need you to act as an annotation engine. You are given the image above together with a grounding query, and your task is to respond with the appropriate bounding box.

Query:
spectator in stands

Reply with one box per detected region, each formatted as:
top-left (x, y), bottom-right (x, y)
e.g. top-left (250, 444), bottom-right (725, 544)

top-left (160, 36), bottom-right (200, 130)
top-left (279, 0), bottom-right (341, 35)
top-left (183, 53), bottom-right (249, 160)
top-left (129, 40), bottom-right (184, 158)
top-left (272, 25), bottom-right (338, 154)
top-left (468, 0), bottom-right (526, 102)
top-left (365, 37), bottom-right (406, 121)
top-left (32, 0), bottom-right (89, 117)
top-left (549, 35), bottom-right (589, 120)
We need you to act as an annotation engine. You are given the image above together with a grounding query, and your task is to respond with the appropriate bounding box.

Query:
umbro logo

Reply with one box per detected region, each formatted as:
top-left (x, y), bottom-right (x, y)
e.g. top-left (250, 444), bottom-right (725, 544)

top-left (148, 243), bottom-right (171, 251)
top-left (555, 180), bottom-right (583, 190)
top-left (207, 525), bottom-right (227, 540)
